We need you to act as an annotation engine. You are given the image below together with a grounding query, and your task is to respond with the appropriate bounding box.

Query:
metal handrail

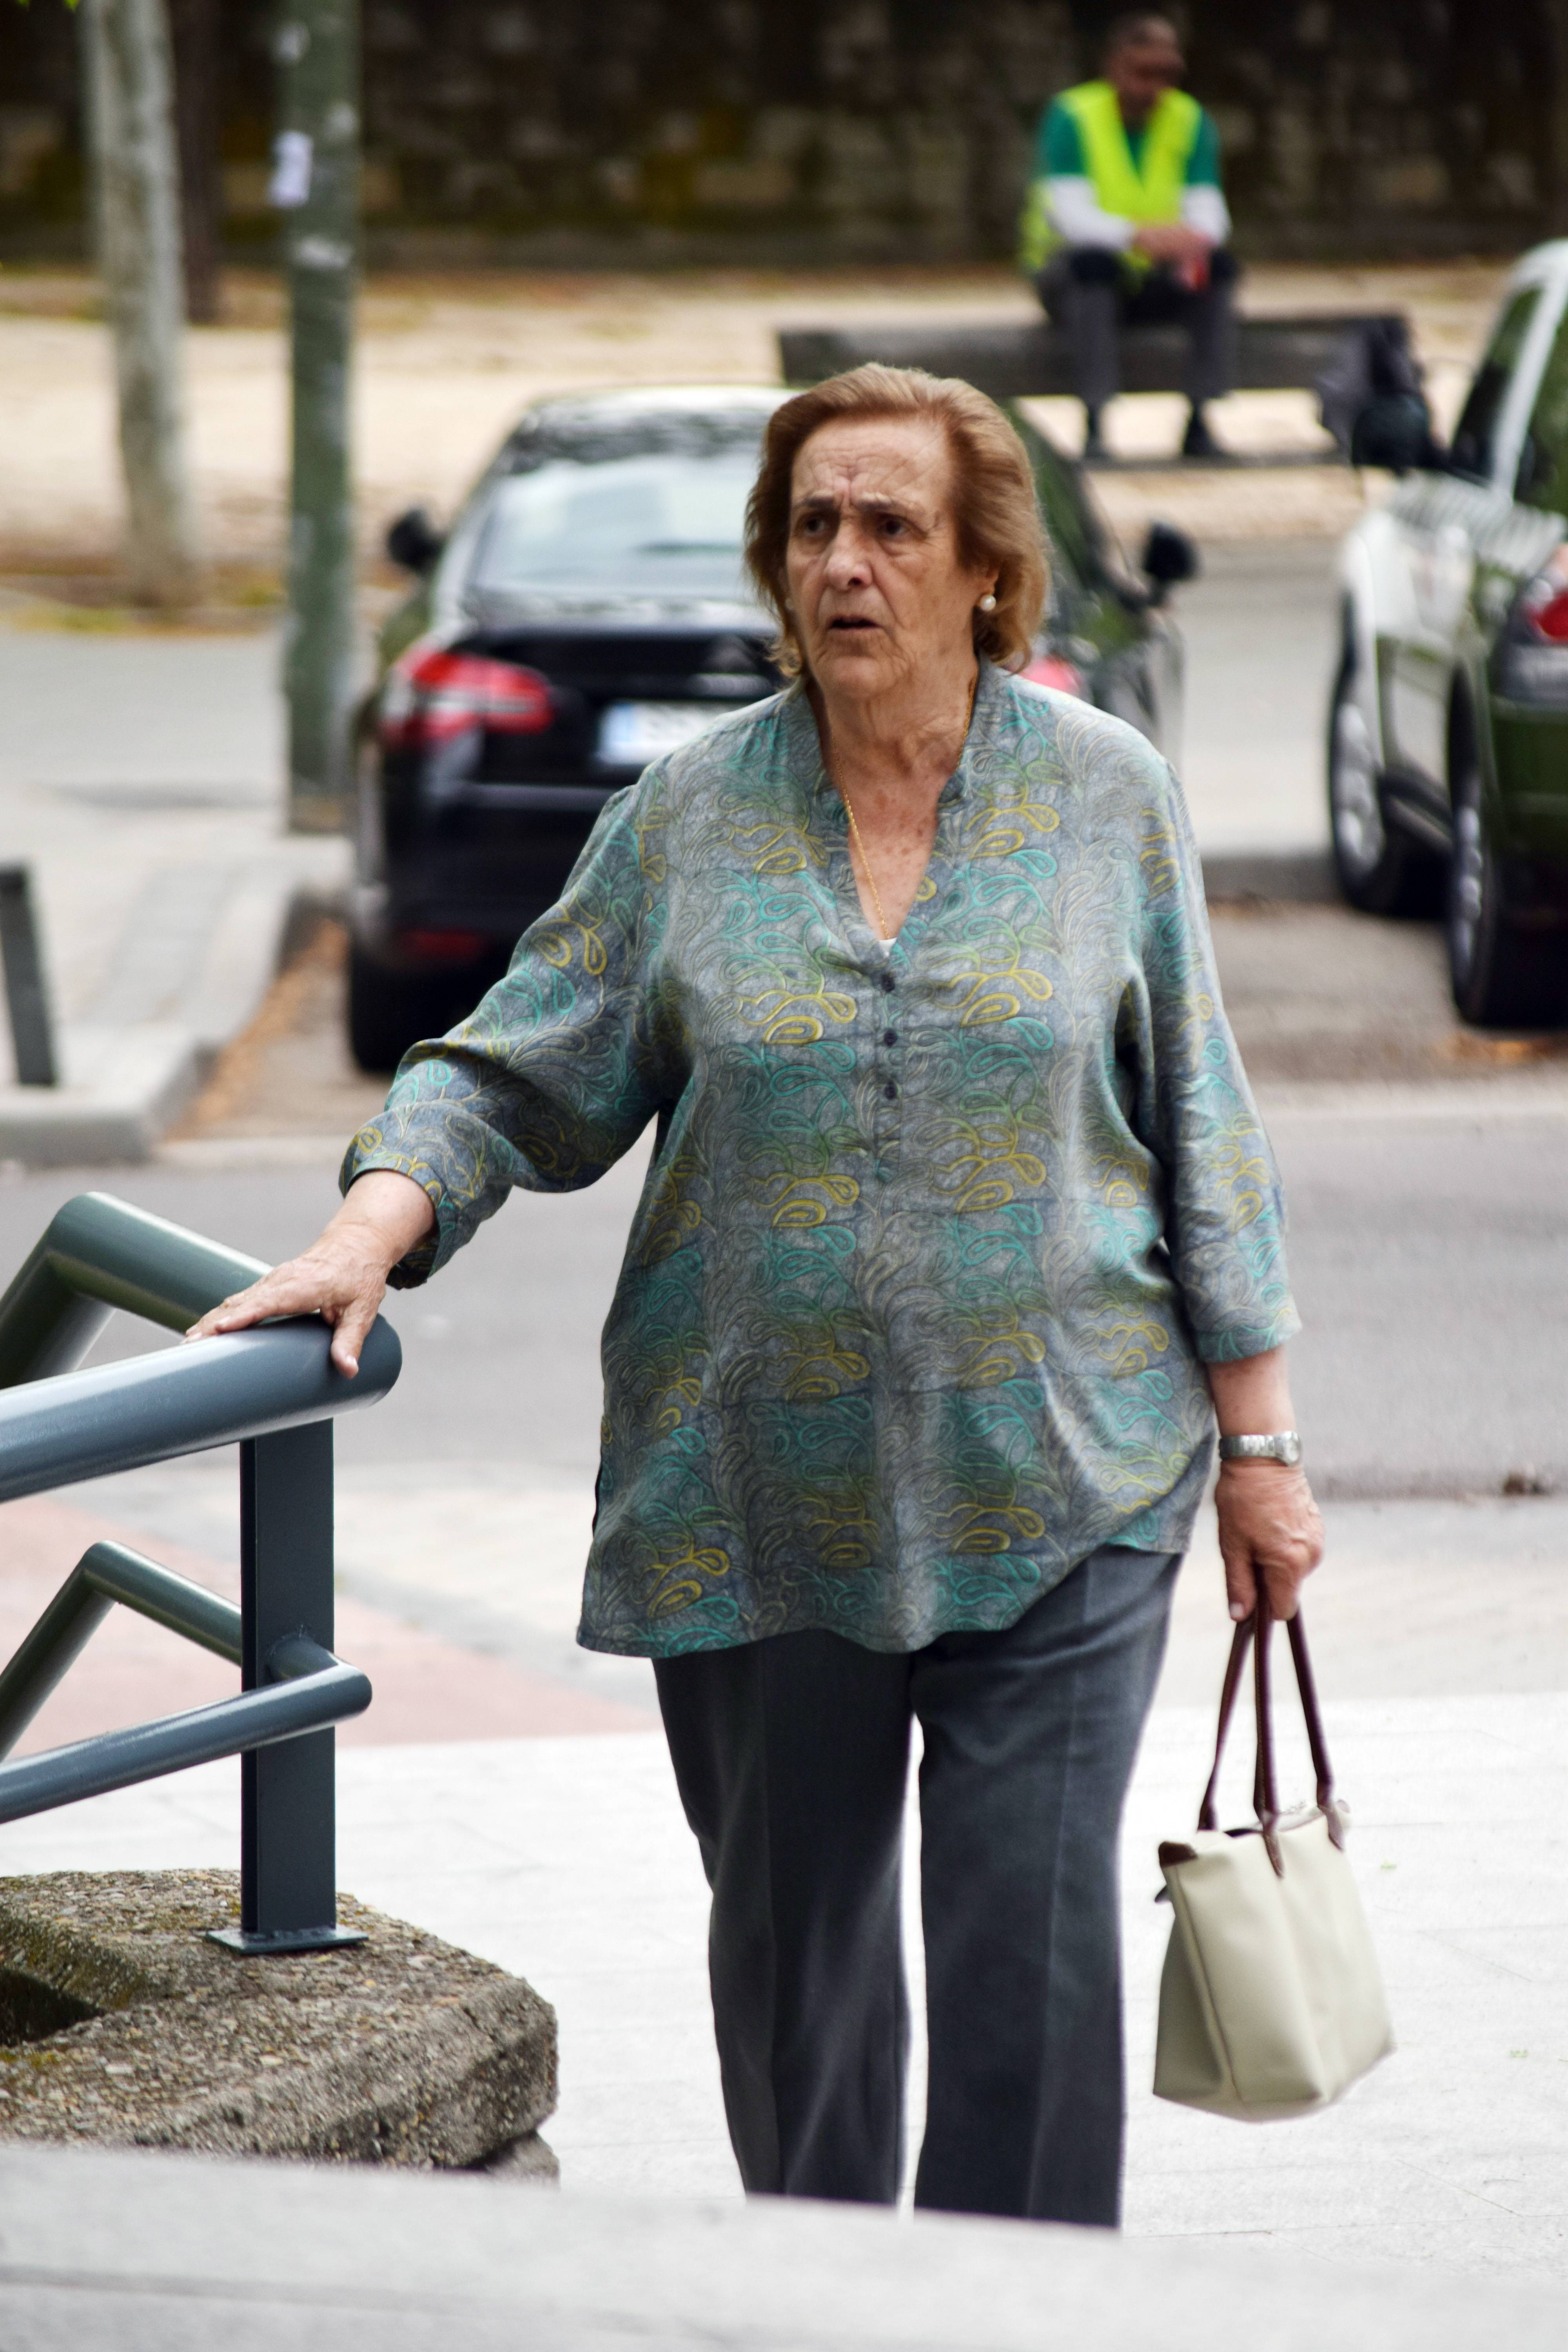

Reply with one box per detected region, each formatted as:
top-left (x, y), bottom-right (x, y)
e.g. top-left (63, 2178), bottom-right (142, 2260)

top-left (0, 1191), bottom-right (272, 1387)
top-left (0, 1541), bottom-right (242, 1759)
top-left (0, 1541), bottom-right (372, 1828)
top-left (0, 1193), bottom-right (402, 1954)
top-left (0, 1632), bottom-right (370, 1830)
top-left (0, 1314), bottom-right (399, 1503)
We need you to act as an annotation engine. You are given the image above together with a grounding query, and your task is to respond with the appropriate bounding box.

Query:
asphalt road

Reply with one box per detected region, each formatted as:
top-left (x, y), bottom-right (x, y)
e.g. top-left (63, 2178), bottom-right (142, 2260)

top-left (1175, 537), bottom-right (1341, 859)
top-left (2, 1097), bottom-right (1564, 1503)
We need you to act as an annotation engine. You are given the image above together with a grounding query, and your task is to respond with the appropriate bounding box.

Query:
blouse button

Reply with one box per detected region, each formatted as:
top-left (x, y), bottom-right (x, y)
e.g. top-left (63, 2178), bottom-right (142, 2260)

top-left (882, 1029), bottom-right (897, 1047)
top-left (880, 973), bottom-right (896, 993)
top-left (884, 1082), bottom-right (898, 1102)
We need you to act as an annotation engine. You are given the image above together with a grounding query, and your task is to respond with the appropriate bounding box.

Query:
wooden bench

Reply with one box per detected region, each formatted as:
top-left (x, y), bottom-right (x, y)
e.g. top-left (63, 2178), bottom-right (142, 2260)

top-left (778, 313), bottom-right (1405, 415)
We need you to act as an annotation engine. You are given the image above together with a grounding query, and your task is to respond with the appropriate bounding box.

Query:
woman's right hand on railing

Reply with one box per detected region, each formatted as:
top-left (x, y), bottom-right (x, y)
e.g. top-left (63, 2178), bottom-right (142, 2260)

top-left (183, 1171), bottom-right (436, 1377)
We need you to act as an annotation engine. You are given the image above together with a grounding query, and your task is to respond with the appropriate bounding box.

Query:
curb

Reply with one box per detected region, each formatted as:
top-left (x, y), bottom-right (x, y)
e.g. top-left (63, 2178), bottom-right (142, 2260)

top-left (0, 1026), bottom-right (198, 1167)
top-left (0, 842), bottom-right (350, 1168)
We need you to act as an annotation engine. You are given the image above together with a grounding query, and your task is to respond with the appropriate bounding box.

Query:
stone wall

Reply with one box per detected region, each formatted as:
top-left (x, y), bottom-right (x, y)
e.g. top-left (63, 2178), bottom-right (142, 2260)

top-left (0, 0), bottom-right (1561, 265)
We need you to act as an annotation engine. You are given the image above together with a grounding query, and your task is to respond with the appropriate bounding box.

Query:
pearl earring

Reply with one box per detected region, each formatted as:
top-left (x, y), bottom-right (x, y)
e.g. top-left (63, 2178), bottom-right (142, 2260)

top-left (977, 592), bottom-right (997, 612)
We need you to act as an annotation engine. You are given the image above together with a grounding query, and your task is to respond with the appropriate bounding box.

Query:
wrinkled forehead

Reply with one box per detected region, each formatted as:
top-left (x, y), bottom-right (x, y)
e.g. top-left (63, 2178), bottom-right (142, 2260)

top-left (789, 414), bottom-right (954, 515)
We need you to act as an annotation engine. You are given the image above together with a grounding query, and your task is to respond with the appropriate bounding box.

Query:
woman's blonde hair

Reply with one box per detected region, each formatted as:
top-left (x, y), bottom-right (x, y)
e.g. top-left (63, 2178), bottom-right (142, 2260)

top-left (743, 363), bottom-right (1049, 678)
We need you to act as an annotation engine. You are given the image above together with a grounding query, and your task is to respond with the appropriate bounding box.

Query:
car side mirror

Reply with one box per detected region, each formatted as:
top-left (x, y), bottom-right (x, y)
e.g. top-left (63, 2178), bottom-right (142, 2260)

top-left (1349, 394), bottom-right (1434, 475)
top-left (385, 506), bottom-right (445, 576)
top-left (1141, 521), bottom-right (1200, 602)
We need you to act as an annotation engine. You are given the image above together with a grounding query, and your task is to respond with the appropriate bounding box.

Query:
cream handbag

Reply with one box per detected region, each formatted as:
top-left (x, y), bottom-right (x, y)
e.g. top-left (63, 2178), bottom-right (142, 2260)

top-left (1153, 1596), bottom-right (1394, 2122)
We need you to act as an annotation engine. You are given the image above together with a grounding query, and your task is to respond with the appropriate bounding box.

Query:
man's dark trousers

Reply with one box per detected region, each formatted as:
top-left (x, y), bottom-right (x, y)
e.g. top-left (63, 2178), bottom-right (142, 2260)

top-left (652, 1545), bottom-right (1177, 2225)
top-left (1038, 246), bottom-right (1240, 416)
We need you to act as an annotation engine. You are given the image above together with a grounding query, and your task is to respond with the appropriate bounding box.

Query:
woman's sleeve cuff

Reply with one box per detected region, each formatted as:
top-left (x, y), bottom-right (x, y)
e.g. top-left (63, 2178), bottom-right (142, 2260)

top-left (339, 1137), bottom-right (451, 1288)
top-left (1191, 1303), bottom-right (1303, 1366)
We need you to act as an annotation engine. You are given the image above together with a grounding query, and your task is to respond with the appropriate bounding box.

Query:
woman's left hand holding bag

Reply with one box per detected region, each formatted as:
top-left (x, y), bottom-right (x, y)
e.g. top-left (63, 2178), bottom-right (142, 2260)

top-left (1206, 1346), bottom-right (1325, 1623)
top-left (1214, 1459), bottom-right (1324, 1624)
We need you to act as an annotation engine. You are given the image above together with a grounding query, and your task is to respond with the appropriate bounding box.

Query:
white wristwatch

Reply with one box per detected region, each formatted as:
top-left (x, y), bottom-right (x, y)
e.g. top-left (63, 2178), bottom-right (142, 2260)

top-left (1217, 1432), bottom-right (1302, 1466)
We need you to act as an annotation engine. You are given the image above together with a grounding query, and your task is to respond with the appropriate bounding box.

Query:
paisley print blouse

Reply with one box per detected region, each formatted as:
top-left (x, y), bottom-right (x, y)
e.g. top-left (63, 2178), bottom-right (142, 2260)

top-left (342, 662), bottom-right (1298, 1657)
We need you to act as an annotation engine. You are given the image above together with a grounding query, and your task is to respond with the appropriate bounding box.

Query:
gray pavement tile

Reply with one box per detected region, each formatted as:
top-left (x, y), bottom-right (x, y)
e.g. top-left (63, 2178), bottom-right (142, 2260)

top-left (550, 2075), bottom-right (727, 2142)
top-left (554, 2031), bottom-right (722, 2091)
top-left (1436, 1927), bottom-right (1568, 1983)
top-left (553, 2143), bottom-right (743, 2196)
top-left (1128, 2159), bottom-right (1488, 2235)
top-left (1240, 2215), bottom-right (1568, 2278)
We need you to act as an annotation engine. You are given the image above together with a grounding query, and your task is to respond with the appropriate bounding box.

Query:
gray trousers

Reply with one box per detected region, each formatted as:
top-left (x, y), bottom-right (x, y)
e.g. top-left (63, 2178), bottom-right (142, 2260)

top-left (653, 1545), bottom-right (1177, 2225)
top-left (1037, 246), bottom-right (1240, 414)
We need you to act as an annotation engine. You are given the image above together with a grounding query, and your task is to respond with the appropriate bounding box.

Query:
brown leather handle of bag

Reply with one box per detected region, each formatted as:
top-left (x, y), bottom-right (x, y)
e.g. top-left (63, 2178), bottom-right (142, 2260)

top-left (1197, 1595), bottom-right (1342, 1871)
top-left (1197, 1610), bottom-right (1253, 1832)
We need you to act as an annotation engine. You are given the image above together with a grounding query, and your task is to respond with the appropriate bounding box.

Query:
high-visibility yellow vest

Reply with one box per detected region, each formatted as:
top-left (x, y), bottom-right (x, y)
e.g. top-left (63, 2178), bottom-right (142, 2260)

top-left (1018, 80), bottom-right (1203, 275)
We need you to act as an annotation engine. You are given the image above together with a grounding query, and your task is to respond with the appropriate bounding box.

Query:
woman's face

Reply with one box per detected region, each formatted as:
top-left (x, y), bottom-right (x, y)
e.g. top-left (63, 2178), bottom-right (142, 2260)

top-left (784, 415), bottom-right (994, 707)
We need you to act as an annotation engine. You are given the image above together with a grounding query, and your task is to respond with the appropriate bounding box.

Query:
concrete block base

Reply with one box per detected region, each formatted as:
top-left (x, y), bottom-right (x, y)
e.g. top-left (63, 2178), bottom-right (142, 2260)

top-left (0, 1870), bottom-right (556, 2171)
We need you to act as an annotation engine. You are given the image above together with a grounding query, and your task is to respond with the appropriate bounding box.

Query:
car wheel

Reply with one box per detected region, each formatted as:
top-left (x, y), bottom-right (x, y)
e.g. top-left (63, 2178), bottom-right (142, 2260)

top-left (1446, 750), bottom-right (1568, 1028)
top-left (1327, 645), bottom-right (1438, 915)
top-left (347, 942), bottom-right (459, 1075)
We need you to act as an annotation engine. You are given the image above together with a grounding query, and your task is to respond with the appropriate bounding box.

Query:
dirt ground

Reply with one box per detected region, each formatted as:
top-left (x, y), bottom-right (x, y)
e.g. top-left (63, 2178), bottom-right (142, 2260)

top-left (0, 256), bottom-right (1508, 616)
top-left (168, 919), bottom-right (388, 1147)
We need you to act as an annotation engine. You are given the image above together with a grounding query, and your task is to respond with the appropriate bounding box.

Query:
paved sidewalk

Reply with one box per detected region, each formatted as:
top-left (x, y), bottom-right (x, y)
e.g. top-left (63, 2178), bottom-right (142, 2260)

top-left (0, 624), bottom-right (346, 1160)
top-left (5, 1461), bottom-right (1566, 2270)
top-left (3, 1690), bottom-right (1564, 2276)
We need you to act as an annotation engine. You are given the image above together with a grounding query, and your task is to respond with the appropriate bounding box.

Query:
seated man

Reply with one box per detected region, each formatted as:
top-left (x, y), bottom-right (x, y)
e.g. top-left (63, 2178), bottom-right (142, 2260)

top-left (1019, 13), bottom-right (1237, 463)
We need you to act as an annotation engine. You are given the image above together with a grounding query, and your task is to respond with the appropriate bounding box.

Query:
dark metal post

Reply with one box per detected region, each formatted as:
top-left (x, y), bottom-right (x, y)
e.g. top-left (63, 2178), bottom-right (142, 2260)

top-left (0, 867), bottom-right (58, 1088)
top-left (214, 1419), bottom-right (365, 1953)
top-left (274, 0), bottom-right (359, 835)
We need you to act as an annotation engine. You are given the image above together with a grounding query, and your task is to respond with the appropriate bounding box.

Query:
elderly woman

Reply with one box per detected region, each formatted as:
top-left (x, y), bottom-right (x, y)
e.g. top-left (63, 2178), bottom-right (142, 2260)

top-left (194, 364), bottom-right (1322, 2226)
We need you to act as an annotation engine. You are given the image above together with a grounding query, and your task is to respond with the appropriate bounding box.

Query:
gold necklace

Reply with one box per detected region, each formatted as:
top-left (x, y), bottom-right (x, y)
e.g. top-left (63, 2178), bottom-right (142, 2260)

top-left (840, 789), bottom-right (892, 940)
top-left (835, 673), bottom-right (977, 943)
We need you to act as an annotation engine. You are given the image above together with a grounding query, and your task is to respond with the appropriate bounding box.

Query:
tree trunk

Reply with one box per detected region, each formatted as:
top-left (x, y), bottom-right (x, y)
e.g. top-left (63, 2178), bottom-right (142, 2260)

top-left (79, 0), bottom-right (201, 604)
top-left (168, 0), bottom-right (221, 325)
top-left (278, 0), bottom-right (360, 832)
top-left (1547, 0), bottom-right (1568, 235)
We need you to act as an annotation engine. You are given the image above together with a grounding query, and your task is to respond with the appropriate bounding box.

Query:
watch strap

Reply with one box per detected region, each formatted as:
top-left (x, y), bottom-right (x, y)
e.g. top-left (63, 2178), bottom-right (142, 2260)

top-left (1217, 1431), bottom-right (1302, 1466)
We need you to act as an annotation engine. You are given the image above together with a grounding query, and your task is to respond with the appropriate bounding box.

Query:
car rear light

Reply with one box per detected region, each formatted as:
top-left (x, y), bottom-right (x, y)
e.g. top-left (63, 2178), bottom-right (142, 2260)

top-left (380, 641), bottom-right (553, 748)
top-left (1020, 651), bottom-right (1087, 697)
top-left (1497, 553), bottom-right (1568, 705)
top-left (395, 927), bottom-right (489, 964)
top-left (1524, 586), bottom-right (1568, 642)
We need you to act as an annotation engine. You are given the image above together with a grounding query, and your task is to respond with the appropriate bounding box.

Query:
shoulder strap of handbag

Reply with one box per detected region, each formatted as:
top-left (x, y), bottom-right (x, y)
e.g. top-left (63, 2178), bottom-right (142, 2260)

top-left (1196, 1594), bottom-right (1344, 1862)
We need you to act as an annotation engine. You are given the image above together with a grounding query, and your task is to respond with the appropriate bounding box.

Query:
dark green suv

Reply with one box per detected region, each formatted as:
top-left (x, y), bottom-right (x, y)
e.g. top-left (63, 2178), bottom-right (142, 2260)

top-left (1330, 243), bottom-right (1568, 1024)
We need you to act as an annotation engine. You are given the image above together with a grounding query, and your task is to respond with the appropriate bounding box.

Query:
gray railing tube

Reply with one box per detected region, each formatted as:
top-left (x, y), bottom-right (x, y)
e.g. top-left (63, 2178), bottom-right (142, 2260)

top-left (0, 1648), bottom-right (371, 1829)
top-left (0, 1542), bottom-right (243, 1763)
top-left (0, 1192), bottom-right (271, 1387)
top-left (0, 1191), bottom-right (403, 1955)
top-left (0, 1315), bottom-right (401, 1505)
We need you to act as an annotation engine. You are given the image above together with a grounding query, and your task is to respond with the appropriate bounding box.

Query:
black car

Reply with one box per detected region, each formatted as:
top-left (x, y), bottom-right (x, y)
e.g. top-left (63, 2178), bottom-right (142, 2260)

top-left (351, 383), bottom-right (1196, 1069)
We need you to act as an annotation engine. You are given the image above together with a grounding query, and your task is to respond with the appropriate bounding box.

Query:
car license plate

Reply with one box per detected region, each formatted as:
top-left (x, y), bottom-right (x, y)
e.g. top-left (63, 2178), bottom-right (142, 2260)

top-left (597, 702), bottom-right (719, 766)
